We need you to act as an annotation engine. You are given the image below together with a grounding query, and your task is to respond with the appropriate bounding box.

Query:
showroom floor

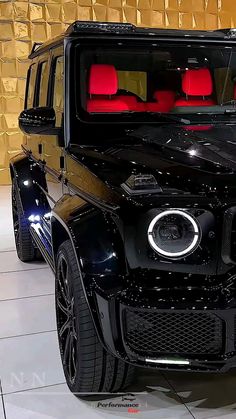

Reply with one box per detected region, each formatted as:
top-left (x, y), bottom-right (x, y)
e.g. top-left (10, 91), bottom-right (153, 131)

top-left (1, 185), bottom-right (236, 419)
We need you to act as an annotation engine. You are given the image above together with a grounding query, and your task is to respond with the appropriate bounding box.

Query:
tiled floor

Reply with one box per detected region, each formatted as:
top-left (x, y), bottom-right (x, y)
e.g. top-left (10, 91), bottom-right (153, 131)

top-left (1, 185), bottom-right (236, 418)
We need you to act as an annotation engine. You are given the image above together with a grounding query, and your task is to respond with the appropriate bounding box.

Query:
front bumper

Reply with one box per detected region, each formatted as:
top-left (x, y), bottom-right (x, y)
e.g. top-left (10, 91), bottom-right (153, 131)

top-left (92, 281), bottom-right (236, 373)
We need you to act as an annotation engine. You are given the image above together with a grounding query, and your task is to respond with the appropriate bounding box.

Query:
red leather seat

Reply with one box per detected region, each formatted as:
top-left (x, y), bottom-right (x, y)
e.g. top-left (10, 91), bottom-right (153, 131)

top-left (174, 69), bottom-right (215, 107)
top-left (87, 64), bottom-right (130, 112)
top-left (146, 90), bottom-right (175, 112)
top-left (117, 95), bottom-right (146, 111)
top-left (87, 97), bottom-right (130, 112)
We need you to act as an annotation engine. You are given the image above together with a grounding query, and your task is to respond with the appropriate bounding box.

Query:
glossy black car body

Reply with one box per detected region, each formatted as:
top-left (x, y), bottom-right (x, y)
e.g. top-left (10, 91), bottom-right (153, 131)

top-left (10, 22), bottom-right (236, 375)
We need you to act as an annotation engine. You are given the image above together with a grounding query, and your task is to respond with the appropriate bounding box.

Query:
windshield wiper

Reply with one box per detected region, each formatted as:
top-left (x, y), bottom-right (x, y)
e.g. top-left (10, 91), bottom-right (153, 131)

top-left (146, 112), bottom-right (190, 125)
top-left (225, 109), bottom-right (236, 115)
top-left (221, 100), bottom-right (236, 107)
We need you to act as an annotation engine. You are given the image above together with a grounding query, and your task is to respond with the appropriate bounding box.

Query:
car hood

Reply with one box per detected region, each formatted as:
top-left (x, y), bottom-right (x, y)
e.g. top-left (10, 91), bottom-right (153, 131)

top-left (70, 124), bottom-right (236, 200)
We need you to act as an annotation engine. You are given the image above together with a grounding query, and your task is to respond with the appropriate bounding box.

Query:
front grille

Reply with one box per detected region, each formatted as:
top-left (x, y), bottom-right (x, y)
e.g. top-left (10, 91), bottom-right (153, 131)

top-left (123, 309), bottom-right (224, 356)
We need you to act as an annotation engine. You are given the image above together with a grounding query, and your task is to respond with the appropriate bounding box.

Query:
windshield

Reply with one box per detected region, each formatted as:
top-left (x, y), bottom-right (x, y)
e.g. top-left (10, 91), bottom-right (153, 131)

top-left (76, 43), bottom-right (236, 121)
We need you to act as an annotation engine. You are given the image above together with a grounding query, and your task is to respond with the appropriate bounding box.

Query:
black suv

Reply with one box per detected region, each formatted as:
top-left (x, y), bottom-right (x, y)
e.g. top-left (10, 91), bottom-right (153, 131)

top-left (10, 21), bottom-right (236, 395)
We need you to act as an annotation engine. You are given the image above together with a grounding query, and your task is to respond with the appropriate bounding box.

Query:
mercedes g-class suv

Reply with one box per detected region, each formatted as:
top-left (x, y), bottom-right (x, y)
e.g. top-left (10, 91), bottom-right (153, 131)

top-left (10, 21), bottom-right (236, 395)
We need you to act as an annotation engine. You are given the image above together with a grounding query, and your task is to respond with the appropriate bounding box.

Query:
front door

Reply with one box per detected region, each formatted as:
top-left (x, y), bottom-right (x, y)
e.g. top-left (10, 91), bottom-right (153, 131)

top-left (40, 49), bottom-right (65, 209)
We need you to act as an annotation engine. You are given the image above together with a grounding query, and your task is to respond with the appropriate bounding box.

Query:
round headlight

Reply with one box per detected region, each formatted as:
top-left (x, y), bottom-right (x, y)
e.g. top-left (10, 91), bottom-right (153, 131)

top-left (147, 209), bottom-right (201, 258)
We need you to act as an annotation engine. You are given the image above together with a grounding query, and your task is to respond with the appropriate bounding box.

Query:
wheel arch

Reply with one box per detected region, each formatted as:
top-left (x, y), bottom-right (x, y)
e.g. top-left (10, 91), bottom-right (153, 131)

top-left (10, 153), bottom-right (50, 218)
top-left (51, 201), bottom-right (127, 277)
top-left (52, 195), bottom-right (128, 353)
top-left (51, 215), bottom-right (71, 268)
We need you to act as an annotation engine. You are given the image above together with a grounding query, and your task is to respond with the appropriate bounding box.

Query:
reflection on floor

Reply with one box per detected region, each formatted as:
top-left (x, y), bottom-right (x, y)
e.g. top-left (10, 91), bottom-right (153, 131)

top-left (0, 185), bottom-right (236, 419)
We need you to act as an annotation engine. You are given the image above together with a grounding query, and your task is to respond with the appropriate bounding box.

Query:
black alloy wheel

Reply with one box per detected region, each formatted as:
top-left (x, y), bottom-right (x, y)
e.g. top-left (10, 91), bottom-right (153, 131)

top-left (11, 179), bottom-right (37, 262)
top-left (56, 254), bottom-right (78, 384)
top-left (55, 240), bottom-right (135, 396)
top-left (12, 181), bottom-right (20, 249)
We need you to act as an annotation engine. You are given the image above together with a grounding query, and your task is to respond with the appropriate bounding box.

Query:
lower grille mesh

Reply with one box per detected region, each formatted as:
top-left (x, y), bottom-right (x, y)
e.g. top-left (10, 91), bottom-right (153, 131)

top-left (123, 309), bottom-right (223, 356)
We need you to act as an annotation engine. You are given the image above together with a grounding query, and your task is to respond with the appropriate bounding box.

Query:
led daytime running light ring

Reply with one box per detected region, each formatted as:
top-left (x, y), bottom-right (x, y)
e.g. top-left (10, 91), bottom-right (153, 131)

top-left (147, 209), bottom-right (200, 258)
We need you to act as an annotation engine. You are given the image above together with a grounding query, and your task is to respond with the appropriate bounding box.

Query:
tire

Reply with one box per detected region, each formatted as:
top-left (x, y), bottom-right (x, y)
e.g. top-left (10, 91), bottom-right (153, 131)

top-left (55, 239), bottom-right (136, 396)
top-left (11, 178), bottom-right (37, 262)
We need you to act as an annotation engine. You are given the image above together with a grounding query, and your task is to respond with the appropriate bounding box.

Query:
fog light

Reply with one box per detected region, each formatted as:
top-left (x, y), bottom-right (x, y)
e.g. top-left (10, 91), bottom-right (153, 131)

top-left (146, 358), bottom-right (190, 365)
top-left (147, 209), bottom-right (200, 258)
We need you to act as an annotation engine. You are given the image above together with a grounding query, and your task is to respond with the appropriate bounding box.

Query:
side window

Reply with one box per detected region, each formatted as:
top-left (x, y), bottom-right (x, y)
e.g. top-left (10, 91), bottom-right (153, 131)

top-left (26, 64), bottom-right (37, 109)
top-left (52, 56), bottom-right (64, 127)
top-left (37, 61), bottom-right (48, 107)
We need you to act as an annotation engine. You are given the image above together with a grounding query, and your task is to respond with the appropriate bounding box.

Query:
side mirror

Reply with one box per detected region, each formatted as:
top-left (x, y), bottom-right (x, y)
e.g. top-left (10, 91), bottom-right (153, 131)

top-left (19, 107), bottom-right (56, 135)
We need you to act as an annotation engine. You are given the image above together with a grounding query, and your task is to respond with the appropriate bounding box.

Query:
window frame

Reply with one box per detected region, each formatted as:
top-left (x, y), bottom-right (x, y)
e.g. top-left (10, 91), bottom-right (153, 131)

top-left (48, 55), bottom-right (63, 106)
top-left (49, 55), bottom-right (64, 127)
top-left (25, 63), bottom-right (37, 109)
top-left (34, 60), bottom-right (48, 108)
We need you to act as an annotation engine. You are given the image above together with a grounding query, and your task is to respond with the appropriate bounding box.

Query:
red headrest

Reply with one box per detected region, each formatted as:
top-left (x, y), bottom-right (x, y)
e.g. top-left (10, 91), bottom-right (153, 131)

top-left (88, 64), bottom-right (118, 95)
top-left (182, 69), bottom-right (213, 96)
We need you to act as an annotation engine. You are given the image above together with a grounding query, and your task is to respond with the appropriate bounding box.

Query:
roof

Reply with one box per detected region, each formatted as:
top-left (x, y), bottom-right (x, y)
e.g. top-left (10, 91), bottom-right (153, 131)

top-left (65, 21), bottom-right (234, 39)
top-left (66, 21), bottom-right (136, 35)
top-left (29, 21), bottom-right (236, 58)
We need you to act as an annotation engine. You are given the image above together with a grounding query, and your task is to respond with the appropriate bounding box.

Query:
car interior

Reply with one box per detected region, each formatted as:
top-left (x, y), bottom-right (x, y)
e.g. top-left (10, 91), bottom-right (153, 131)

top-left (80, 46), bottom-right (236, 114)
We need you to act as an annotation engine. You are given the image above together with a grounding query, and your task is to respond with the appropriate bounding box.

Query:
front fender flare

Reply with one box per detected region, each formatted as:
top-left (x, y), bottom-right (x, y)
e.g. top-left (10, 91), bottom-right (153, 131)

top-left (51, 194), bottom-right (126, 277)
top-left (10, 153), bottom-right (49, 218)
top-left (51, 194), bottom-right (127, 353)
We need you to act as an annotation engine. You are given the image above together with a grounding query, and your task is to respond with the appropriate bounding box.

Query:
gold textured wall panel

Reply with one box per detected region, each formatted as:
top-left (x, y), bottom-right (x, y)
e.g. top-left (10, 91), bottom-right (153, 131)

top-left (1, 0), bottom-right (236, 184)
